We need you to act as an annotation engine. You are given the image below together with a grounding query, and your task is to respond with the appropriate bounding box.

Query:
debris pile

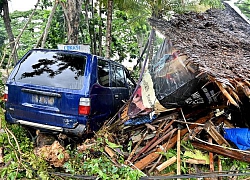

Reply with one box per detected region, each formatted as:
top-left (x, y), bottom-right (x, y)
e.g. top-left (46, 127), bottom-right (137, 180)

top-left (101, 106), bottom-right (250, 176)
top-left (91, 2), bottom-right (250, 177)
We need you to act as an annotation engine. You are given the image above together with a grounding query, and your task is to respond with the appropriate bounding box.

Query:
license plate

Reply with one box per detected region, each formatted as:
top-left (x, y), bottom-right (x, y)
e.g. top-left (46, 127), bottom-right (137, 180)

top-left (31, 94), bottom-right (55, 106)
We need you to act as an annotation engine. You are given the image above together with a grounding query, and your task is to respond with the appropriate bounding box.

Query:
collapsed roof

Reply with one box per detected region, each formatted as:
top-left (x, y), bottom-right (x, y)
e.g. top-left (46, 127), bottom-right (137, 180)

top-left (149, 2), bottom-right (250, 80)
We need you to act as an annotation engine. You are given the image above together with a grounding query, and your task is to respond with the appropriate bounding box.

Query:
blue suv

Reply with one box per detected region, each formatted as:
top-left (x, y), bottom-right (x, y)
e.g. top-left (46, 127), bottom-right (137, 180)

top-left (4, 49), bottom-right (135, 136)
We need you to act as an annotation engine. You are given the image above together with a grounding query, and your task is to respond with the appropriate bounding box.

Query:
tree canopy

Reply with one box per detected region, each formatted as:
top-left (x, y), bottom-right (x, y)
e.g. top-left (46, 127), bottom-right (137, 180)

top-left (0, 0), bottom-right (226, 69)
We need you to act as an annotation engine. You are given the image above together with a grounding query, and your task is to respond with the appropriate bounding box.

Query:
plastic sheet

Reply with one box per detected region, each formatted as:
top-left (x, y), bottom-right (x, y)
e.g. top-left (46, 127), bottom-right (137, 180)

top-left (124, 114), bottom-right (157, 126)
top-left (148, 38), bottom-right (204, 108)
top-left (223, 128), bottom-right (250, 150)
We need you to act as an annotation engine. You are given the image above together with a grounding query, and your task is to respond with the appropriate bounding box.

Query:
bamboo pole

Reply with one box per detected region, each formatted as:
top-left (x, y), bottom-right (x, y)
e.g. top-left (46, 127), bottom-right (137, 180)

top-left (177, 129), bottom-right (181, 179)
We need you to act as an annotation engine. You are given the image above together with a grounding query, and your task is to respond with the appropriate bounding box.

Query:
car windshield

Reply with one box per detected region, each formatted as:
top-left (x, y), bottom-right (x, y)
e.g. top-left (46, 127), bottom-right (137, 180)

top-left (11, 50), bottom-right (86, 89)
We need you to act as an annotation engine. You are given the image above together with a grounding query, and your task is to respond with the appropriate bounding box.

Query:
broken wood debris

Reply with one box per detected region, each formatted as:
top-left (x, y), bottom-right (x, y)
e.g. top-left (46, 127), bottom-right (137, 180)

top-left (93, 62), bottom-right (250, 176)
top-left (95, 100), bottom-right (250, 176)
top-left (94, 97), bottom-right (250, 177)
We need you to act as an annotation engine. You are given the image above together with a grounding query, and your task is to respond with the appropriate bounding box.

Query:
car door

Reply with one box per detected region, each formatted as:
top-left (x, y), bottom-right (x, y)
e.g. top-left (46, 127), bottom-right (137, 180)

top-left (110, 63), bottom-right (130, 112)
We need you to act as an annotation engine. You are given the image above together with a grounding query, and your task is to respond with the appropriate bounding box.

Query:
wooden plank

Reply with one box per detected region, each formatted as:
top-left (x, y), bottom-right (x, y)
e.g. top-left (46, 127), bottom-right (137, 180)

top-left (192, 141), bottom-right (250, 163)
top-left (145, 123), bottom-right (156, 131)
top-left (127, 131), bottom-right (147, 162)
top-left (131, 135), bottom-right (158, 162)
top-left (134, 136), bottom-right (177, 170)
top-left (156, 156), bottom-right (177, 172)
top-left (185, 158), bottom-right (206, 164)
top-left (213, 78), bottom-right (239, 107)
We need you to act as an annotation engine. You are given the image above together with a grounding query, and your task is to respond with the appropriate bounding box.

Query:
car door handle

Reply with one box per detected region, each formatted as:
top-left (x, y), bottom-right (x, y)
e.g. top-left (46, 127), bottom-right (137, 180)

top-left (114, 94), bottom-right (119, 98)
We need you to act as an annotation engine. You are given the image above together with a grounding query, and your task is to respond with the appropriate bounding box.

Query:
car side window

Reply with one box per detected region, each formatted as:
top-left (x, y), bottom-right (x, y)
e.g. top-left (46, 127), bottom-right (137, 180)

top-left (98, 60), bottom-right (110, 87)
top-left (111, 64), bottom-right (126, 87)
top-left (115, 66), bottom-right (126, 87)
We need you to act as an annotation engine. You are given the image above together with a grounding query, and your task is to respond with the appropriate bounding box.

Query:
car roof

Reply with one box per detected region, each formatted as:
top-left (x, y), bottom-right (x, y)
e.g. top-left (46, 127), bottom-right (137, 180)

top-left (31, 48), bottom-right (126, 67)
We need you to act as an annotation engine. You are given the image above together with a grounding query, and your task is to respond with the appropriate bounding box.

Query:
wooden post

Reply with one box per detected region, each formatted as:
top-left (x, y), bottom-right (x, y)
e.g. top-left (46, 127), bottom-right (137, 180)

top-left (209, 137), bottom-right (214, 172)
top-left (218, 156), bottom-right (222, 180)
top-left (177, 129), bottom-right (181, 179)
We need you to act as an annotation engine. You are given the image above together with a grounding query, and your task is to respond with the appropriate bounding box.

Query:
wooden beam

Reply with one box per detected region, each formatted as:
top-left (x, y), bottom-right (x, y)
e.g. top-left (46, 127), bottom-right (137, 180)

top-left (192, 141), bottom-right (250, 163)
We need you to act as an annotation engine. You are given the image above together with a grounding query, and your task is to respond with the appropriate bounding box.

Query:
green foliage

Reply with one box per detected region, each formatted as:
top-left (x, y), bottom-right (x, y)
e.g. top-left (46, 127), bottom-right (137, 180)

top-left (0, 9), bottom-right (50, 67)
top-left (0, 77), bottom-right (50, 179)
top-left (0, 20), bottom-right (6, 46)
top-left (0, 122), bottom-right (146, 179)
top-left (45, 7), bottom-right (67, 48)
top-left (219, 156), bottom-right (249, 171)
top-left (81, 156), bottom-right (143, 180)
top-left (40, 0), bottom-right (53, 9)
top-left (0, 0), bottom-right (4, 12)
top-left (236, 0), bottom-right (250, 19)
top-left (0, 120), bottom-right (50, 179)
top-left (111, 10), bottom-right (140, 63)
top-left (199, 0), bottom-right (224, 9)
top-left (63, 138), bottom-right (144, 180)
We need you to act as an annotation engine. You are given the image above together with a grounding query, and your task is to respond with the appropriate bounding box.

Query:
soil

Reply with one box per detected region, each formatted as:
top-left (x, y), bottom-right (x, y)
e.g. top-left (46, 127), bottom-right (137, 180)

top-left (149, 2), bottom-right (250, 80)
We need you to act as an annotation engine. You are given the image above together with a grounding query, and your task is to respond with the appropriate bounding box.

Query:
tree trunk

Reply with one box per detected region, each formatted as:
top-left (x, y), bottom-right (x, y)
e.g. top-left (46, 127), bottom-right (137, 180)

top-left (136, 33), bottom-right (145, 57)
top-left (98, 2), bottom-right (103, 56)
top-left (105, 0), bottom-right (113, 58)
top-left (148, 30), bottom-right (155, 62)
top-left (2, 0), bottom-right (18, 64)
top-left (84, 0), bottom-right (92, 51)
top-left (62, 0), bottom-right (82, 44)
top-left (136, 33), bottom-right (146, 69)
top-left (6, 0), bottom-right (40, 71)
top-left (41, 0), bottom-right (58, 48)
top-left (92, 0), bottom-right (97, 55)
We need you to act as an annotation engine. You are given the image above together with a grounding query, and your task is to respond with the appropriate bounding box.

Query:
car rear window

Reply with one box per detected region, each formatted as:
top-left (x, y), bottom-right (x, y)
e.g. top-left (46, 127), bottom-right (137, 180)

top-left (11, 50), bottom-right (86, 89)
